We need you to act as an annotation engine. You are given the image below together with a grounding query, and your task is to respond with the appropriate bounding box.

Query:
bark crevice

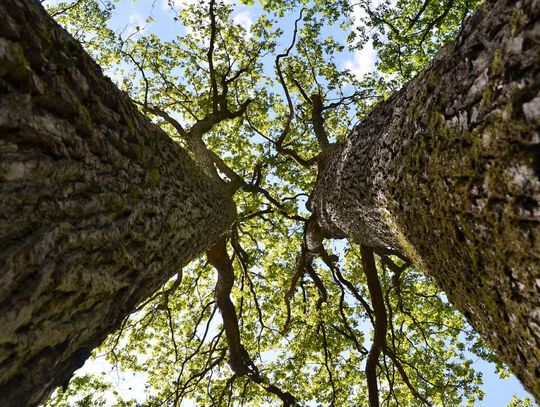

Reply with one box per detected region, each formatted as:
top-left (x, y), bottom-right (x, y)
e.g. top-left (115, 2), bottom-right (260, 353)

top-left (312, 0), bottom-right (540, 399)
top-left (0, 1), bottom-right (235, 405)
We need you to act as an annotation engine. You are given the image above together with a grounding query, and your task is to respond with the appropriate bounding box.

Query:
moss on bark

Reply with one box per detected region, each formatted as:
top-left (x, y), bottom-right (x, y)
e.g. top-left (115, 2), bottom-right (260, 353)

top-left (0, 1), bottom-right (235, 405)
top-left (312, 0), bottom-right (540, 400)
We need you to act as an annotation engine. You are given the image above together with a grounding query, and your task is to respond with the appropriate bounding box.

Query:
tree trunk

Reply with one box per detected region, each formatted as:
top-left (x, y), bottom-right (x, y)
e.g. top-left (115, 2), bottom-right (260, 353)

top-left (312, 0), bottom-right (540, 400)
top-left (0, 1), bottom-right (235, 406)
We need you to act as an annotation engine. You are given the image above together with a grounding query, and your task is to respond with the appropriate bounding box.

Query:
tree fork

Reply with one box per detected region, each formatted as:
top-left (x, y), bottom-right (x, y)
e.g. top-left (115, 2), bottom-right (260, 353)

top-left (312, 0), bottom-right (540, 399)
top-left (0, 1), bottom-right (235, 405)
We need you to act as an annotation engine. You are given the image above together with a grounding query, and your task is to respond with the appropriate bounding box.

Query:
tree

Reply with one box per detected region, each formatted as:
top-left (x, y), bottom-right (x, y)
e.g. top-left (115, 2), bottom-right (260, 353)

top-left (1, 0), bottom-right (539, 406)
top-left (311, 0), bottom-right (540, 400)
top-left (0, 1), bottom-right (234, 405)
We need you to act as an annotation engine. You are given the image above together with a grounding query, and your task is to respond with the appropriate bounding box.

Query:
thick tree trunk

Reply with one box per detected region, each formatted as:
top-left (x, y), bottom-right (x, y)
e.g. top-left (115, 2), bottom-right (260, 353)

top-left (0, 1), bottom-right (235, 405)
top-left (312, 0), bottom-right (540, 400)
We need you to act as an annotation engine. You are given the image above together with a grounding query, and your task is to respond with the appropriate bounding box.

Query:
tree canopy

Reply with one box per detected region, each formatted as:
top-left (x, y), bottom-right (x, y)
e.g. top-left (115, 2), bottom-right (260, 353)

top-left (40, 0), bottom-right (534, 405)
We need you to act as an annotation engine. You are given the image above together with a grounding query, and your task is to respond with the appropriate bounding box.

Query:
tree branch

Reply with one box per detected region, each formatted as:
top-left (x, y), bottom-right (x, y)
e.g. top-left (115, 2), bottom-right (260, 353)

top-left (207, 0), bottom-right (219, 113)
top-left (275, 8), bottom-right (305, 148)
top-left (361, 245), bottom-right (387, 407)
top-left (207, 238), bottom-right (298, 406)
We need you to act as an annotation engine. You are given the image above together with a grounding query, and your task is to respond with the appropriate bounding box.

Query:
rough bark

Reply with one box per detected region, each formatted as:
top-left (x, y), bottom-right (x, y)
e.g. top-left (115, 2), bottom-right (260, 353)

top-left (0, 1), bottom-right (235, 406)
top-left (312, 0), bottom-right (540, 400)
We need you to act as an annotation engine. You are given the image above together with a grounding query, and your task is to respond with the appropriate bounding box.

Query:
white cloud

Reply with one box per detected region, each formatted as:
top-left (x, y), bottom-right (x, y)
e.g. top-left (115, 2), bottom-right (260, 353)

top-left (349, 0), bottom-right (398, 28)
top-left (233, 11), bottom-right (253, 35)
top-left (125, 13), bottom-right (150, 36)
top-left (344, 0), bottom-right (398, 79)
top-left (160, 0), bottom-right (172, 11)
top-left (161, 0), bottom-right (233, 12)
top-left (344, 40), bottom-right (379, 79)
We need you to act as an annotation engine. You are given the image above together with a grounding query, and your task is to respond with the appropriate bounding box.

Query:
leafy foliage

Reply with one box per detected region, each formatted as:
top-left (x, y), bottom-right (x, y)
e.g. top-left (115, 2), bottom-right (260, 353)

top-left (43, 0), bottom-right (529, 405)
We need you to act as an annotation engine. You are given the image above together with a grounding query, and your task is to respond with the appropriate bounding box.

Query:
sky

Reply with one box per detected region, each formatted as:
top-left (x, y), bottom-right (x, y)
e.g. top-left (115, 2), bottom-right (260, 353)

top-left (42, 0), bottom-right (535, 405)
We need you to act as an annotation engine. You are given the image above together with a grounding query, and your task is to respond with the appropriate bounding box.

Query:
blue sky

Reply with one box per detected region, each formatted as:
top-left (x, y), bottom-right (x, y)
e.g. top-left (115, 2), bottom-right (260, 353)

top-left (43, 0), bottom-right (536, 405)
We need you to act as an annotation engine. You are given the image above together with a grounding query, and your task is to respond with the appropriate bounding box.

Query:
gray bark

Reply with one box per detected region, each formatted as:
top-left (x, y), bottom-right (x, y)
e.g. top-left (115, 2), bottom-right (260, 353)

top-left (312, 0), bottom-right (540, 400)
top-left (0, 1), bottom-right (235, 406)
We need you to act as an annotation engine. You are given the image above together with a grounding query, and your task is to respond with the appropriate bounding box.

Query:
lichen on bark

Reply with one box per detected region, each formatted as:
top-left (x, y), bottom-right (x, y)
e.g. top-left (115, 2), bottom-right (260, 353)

top-left (312, 0), bottom-right (540, 400)
top-left (0, 1), bottom-right (235, 406)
